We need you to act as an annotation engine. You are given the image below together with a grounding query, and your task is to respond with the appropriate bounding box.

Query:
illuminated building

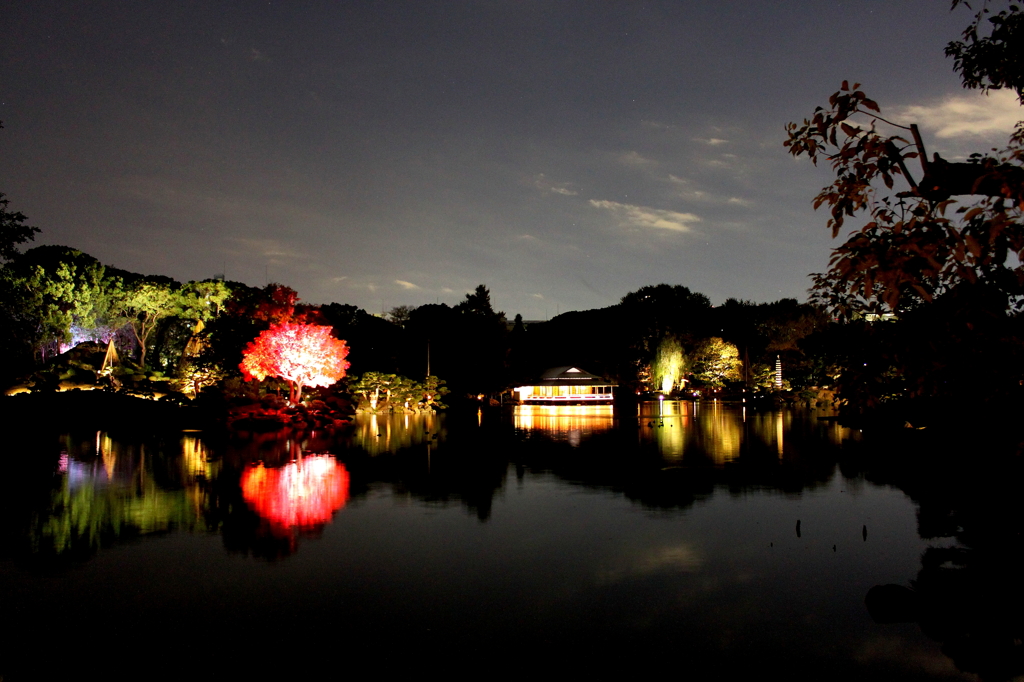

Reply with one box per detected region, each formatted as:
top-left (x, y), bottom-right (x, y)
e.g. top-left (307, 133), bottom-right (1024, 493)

top-left (513, 366), bottom-right (616, 404)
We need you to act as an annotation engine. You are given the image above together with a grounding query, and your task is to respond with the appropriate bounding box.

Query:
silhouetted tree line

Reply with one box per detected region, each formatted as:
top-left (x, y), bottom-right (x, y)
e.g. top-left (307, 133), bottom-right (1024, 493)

top-left (0, 242), bottom-right (836, 406)
top-left (5, 235), bottom-right (1024, 427)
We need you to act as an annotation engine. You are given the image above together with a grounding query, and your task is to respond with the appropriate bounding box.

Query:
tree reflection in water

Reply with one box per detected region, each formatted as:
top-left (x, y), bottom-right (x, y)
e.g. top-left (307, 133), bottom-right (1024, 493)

top-left (3, 405), bottom-right (1022, 678)
top-left (240, 454), bottom-right (350, 533)
top-left (344, 410), bottom-right (444, 456)
top-left (858, 436), bottom-right (1024, 681)
top-left (6, 432), bottom-right (216, 566)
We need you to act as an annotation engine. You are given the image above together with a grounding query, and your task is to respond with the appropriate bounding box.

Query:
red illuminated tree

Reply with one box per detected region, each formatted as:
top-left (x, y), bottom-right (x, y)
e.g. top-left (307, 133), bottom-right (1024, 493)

top-left (240, 322), bottom-right (350, 403)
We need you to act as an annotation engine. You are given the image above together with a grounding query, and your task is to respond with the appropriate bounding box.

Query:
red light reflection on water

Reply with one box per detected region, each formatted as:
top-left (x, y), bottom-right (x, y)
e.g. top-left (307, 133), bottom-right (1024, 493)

top-left (241, 455), bottom-right (349, 531)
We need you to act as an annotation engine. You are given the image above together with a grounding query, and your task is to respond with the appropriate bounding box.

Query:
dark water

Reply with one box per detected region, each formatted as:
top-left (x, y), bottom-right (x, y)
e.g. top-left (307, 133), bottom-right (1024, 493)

top-left (1, 402), bottom-right (1019, 679)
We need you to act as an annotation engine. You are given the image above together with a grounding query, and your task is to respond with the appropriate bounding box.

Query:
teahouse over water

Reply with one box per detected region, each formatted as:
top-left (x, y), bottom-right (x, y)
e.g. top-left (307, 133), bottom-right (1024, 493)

top-left (514, 366), bottom-right (616, 404)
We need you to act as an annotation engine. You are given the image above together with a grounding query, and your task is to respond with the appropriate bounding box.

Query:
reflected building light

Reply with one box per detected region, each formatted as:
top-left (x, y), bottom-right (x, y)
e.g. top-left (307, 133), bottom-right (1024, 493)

top-left (514, 405), bottom-right (615, 444)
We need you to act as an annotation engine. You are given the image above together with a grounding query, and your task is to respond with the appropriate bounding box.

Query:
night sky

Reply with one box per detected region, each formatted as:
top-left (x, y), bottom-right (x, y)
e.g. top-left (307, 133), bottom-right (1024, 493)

top-left (2, 1), bottom-right (1020, 319)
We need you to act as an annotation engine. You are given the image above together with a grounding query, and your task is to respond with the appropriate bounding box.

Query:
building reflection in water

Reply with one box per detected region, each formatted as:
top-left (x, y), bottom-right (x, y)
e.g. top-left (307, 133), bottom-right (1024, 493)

top-left (240, 455), bottom-right (350, 533)
top-left (346, 412), bottom-right (445, 456)
top-left (514, 405), bottom-right (615, 447)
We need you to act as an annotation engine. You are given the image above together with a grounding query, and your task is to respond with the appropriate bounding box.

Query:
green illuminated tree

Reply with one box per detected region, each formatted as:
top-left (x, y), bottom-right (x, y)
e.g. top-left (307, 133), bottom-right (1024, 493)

top-left (421, 375), bottom-right (449, 410)
top-left (0, 246), bottom-right (113, 359)
top-left (162, 279), bottom-right (233, 374)
top-left (693, 337), bottom-right (742, 389)
top-left (348, 371), bottom-right (447, 412)
top-left (111, 281), bottom-right (184, 369)
top-left (180, 280), bottom-right (231, 322)
top-left (652, 336), bottom-right (687, 393)
top-left (348, 372), bottom-right (408, 411)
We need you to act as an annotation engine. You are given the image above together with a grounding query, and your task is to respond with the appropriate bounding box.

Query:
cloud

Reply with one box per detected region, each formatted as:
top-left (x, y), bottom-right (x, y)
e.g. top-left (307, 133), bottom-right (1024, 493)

top-left (226, 237), bottom-right (304, 260)
top-left (642, 120), bottom-right (678, 130)
top-left (395, 279), bottom-right (420, 290)
top-left (531, 293), bottom-right (545, 300)
top-left (343, 280), bottom-right (380, 293)
top-left (900, 89), bottom-right (1020, 139)
top-left (695, 137), bottom-right (729, 145)
top-left (684, 190), bottom-right (711, 200)
top-left (533, 174), bottom-right (578, 196)
top-left (589, 200), bottom-right (701, 233)
top-left (620, 151), bottom-right (657, 167)
top-left (666, 175), bottom-right (751, 207)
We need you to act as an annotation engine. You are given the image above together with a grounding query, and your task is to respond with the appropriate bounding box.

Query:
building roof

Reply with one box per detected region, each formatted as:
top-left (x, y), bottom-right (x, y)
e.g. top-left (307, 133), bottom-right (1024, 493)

top-left (529, 366), bottom-right (615, 386)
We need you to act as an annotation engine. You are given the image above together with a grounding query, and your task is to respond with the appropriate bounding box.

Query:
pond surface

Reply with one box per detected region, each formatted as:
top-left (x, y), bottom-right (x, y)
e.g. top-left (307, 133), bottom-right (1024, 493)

top-left (1, 402), bottom-right (1018, 679)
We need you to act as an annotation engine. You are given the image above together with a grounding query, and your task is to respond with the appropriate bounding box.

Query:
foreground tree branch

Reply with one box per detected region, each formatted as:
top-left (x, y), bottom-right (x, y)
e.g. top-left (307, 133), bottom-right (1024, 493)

top-left (785, 81), bottom-right (1024, 317)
